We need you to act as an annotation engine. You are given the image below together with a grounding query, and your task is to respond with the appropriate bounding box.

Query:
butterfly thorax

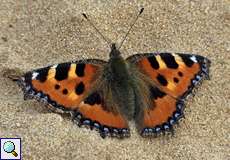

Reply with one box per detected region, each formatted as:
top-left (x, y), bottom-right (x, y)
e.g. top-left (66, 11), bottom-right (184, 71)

top-left (107, 43), bottom-right (131, 82)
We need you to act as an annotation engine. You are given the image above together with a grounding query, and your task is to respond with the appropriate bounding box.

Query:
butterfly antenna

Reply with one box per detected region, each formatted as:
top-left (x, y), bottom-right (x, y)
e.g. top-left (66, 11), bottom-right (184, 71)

top-left (118, 8), bottom-right (144, 49)
top-left (82, 13), bottom-right (111, 47)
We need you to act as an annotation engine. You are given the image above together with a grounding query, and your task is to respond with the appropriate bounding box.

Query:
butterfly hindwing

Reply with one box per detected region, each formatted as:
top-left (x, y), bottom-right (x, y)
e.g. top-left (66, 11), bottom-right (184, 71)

top-left (127, 52), bottom-right (211, 136)
top-left (140, 86), bottom-right (184, 136)
top-left (73, 91), bottom-right (130, 138)
top-left (17, 59), bottom-right (129, 138)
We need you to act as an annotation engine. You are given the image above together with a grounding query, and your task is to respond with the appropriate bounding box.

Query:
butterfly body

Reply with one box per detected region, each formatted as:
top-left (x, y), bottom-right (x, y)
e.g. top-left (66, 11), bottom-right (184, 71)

top-left (102, 44), bottom-right (137, 120)
top-left (16, 42), bottom-right (211, 138)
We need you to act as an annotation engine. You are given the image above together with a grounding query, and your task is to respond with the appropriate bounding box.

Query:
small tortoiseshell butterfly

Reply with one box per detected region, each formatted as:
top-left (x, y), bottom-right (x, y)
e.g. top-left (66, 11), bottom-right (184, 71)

top-left (15, 8), bottom-right (211, 138)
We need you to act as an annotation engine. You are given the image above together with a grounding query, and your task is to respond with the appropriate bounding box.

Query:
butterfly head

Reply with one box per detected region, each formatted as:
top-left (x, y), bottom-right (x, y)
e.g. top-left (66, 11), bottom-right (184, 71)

top-left (110, 43), bottom-right (121, 58)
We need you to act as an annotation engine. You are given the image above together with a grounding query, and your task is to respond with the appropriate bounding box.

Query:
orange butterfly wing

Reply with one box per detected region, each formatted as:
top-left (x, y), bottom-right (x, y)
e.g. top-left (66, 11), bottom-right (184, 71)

top-left (17, 60), bottom-right (129, 138)
top-left (73, 92), bottom-right (129, 138)
top-left (141, 86), bottom-right (185, 136)
top-left (127, 53), bottom-right (211, 136)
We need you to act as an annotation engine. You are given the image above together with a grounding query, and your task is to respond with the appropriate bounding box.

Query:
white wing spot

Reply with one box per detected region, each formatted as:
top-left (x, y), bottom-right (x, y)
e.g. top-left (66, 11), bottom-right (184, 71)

top-left (32, 72), bottom-right (39, 79)
top-left (51, 65), bottom-right (57, 69)
top-left (80, 101), bottom-right (85, 105)
top-left (190, 56), bottom-right (198, 63)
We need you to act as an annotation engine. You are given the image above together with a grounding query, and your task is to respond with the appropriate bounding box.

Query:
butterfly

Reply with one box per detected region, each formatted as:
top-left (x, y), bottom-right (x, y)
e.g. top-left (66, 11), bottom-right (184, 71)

top-left (15, 8), bottom-right (211, 138)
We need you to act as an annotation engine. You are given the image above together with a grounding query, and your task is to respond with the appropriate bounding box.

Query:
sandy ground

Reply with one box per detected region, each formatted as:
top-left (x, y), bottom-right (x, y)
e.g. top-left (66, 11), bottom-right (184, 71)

top-left (0, 0), bottom-right (229, 160)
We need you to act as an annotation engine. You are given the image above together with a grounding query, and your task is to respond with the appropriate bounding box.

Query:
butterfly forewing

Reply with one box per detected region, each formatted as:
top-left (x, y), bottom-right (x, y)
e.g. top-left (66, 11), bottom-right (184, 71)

top-left (20, 60), bottom-right (103, 109)
top-left (127, 53), bottom-right (210, 98)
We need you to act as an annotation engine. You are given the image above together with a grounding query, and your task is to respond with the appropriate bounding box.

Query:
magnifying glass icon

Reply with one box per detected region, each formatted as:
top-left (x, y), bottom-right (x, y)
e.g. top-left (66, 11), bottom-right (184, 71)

top-left (3, 141), bottom-right (18, 157)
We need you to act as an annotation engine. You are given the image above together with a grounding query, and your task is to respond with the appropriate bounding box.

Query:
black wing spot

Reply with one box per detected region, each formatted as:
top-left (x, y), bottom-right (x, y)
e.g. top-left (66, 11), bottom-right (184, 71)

top-left (62, 89), bottom-right (68, 95)
top-left (55, 63), bottom-right (71, 81)
top-left (75, 82), bottom-right (85, 95)
top-left (157, 74), bottom-right (168, 86)
top-left (36, 67), bottom-right (50, 82)
top-left (160, 53), bottom-right (179, 69)
top-left (178, 54), bottom-right (194, 67)
top-left (173, 77), bottom-right (179, 83)
top-left (178, 71), bottom-right (183, 77)
top-left (84, 92), bottom-right (102, 105)
top-left (147, 56), bottom-right (159, 69)
top-left (55, 84), bottom-right (60, 90)
top-left (76, 63), bottom-right (85, 77)
top-left (150, 86), bottom-right (166, 99)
